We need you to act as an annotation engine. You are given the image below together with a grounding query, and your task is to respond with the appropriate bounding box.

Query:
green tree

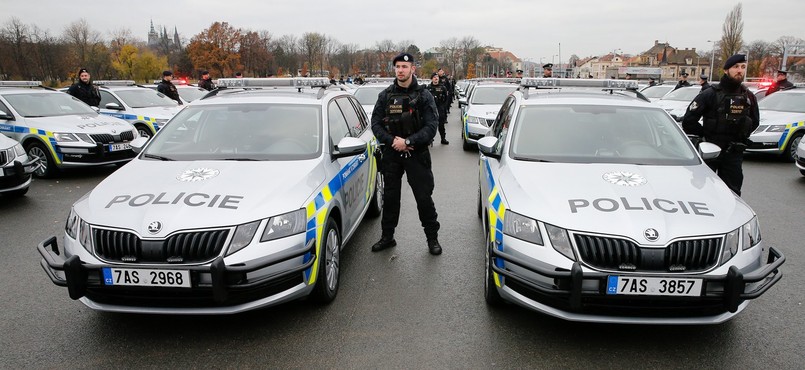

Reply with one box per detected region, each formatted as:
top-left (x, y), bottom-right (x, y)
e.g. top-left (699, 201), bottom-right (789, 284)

top-left (132, 50), bottom-right (166, 83)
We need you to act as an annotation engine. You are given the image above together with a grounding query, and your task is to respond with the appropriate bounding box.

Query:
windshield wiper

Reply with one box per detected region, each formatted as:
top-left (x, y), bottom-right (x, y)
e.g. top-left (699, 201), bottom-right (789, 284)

top-left (222, 158), bottom-right (260, 161)
top-left (142, 153), bottom-right (174, 161)
top-left (513, 156), bottom-right (552, 163)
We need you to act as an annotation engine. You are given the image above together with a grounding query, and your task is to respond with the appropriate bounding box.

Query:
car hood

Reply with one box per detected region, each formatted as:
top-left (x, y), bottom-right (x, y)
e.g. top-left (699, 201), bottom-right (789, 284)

top-left (26, 114), bottom-right (134, 134)
top-left (499, 162), bottom-right (753, 245)
top-left (466, 104), bottom-right (503, 119)
top-left (75, 159), bottom-right (325, 237)
top-left (102, 106), bottom-right (181, 121)
top-left (757, 110), bottom-right (805, 126)
top-left (654, 99), bottom-right (690, 111)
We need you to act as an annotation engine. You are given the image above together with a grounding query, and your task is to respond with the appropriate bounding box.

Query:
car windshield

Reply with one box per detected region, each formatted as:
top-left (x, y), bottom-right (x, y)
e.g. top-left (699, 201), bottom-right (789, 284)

top-left (641, 86), bottom-right (673, 98)
top-left (115, 89), bottom-right (178, 108)
top-left (758, 93), bottom-right (805, 113)
top-left (470, 85), bottom-right (518, 104)
top-left (177, 87), bottom-right (208, 102)
top-left (509, 105), bottom-right (699, 165)
top-left (144, 104), bottom-right (322, 161)
top-left (3, 92), bottom-right (97, 117)
top-left (353, 86), bottom-right (387, 106)
top-left (660, 87), bottom-right (701, 101)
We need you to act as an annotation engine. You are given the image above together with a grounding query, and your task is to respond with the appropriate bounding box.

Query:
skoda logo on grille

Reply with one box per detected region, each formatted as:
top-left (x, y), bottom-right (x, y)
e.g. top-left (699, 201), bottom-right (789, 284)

top-left (177, 168), bottom-right (220, 182)
top-left (603, 171), bottom-right (647, 187)
top-left (147, 221), bottom-right (162, 234)
top-left (644, 228), bottom-right (659, 242)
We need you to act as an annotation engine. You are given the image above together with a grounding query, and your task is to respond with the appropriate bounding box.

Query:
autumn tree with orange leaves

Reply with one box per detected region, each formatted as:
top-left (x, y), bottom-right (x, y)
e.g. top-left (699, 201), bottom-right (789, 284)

top-left (187, 22), bottom-right (242, 78)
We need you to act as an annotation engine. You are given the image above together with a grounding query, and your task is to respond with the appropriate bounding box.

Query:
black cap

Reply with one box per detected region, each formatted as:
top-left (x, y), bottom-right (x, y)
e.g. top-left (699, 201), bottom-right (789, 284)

top-left (543, 63), bottom-right (553, 69)
top-left (777, 69), bottom-right (788, 75)
top-left (431, 72), bottom-right (438, 78)
top-left (681, 72), bottom-right (689, 77)
top-left (201, 70), bottom-right (209, 75)
top-left (392, 53), bottom-right (415, 65)
top-left (162, 70), bottom-right (173, 77)
top-left (723, 54), bottom-right (747, 69)
top-left (78, 68), bottom-right (89, 75)
top-left (516, 69), bottom-right (523, 73)
top-left (700, 74), bottom-right (708, 80)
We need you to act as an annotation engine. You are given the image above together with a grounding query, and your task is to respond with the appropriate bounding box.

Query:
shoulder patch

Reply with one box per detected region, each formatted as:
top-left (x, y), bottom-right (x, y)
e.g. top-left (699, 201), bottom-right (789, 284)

top-left (689, 101), bottom-right (699, 111)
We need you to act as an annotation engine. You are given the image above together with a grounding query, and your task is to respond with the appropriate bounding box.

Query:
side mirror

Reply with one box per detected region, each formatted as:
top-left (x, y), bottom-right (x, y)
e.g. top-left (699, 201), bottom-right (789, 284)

top-left (105, 102), bottom-right (124, 111)
top-left (0, 110), bottom-right (13, 120)
top-left (458, 97), bottom-right (468, 107)
top-left (130, 136), bottom-right (149, 153)
top-left (477, 136), bottom-right (499, 158)
top-left (333, 136), bottom-right (367, 159)
top-left (699, 142), bottom-right (721, 161)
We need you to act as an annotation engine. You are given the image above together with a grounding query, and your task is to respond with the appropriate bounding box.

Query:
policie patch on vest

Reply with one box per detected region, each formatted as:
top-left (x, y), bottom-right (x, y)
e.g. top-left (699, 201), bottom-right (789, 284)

top-left (388, 96), bottom-right (410, 115)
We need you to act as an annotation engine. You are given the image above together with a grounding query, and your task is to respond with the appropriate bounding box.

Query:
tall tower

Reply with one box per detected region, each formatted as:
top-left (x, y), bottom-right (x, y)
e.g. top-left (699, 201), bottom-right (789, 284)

top-left (147, 20), bottom-right (158, 46)
top-left (173, 26), bottom-right (180, 47)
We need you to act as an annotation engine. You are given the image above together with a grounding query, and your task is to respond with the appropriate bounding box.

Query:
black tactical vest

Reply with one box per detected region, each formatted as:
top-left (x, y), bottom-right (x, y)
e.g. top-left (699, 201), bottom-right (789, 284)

top-left (384, 86), bottom-right (422, 137)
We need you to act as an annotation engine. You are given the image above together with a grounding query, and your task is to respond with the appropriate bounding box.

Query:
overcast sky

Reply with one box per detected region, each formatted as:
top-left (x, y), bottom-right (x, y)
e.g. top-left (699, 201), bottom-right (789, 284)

top-left (4, 0), bottom-right (804, 63)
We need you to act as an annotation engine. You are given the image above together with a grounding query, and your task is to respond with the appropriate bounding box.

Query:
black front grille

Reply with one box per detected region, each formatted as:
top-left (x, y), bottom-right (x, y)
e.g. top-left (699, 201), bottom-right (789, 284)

top-left (91, 133), bottom-right (114, 143)
top-left (120, 131), bottom-right (134, 141)
top-left (94, 228), bottom-right (229, 263)
top-left (575, 234), bottom-right (722, 273)
top-left (0, 149), bottom-right (8, 166)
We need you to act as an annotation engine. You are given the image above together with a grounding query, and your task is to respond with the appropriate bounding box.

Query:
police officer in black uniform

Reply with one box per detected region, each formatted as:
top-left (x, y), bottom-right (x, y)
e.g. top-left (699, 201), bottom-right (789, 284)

top-left (427, 72), bottom-right (450, 144)
top-left (682, 54), bottom-right (759, 196)
top-left (766, 69), bottom-right (795, 96)
top-left (67, 68), bottom-right (101, 107)
top-left (437, 68), bottom-right (453, 114)
top-left (542, 63), bottom-right (553, 78)
top-left (157, 70), bottom-right (182, 105)
top-left (698, 74), bottom-right (711, 91)
top-left (370, 53), bottom-right (443, 255)
top-left (198, 70), bottom-right (215, 91)
top-left (673, 72), bottom-right (691, 91)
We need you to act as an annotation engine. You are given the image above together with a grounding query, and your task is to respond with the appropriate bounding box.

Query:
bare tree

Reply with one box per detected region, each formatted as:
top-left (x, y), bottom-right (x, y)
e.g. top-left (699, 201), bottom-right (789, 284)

top-left (2, 17), bottom-right (32, 79)
top-left (458, 36), bottom-right (483, 78)
top-left (720, 3), bottom-right (744, 60)
top-left (272, 34), bottom-right (298, 76)
top-left (438, 37), bottom-right (460, 76)
top-left (63, 18), bottom-right (102, 67)
top-left (30, 25), bottom-right (67, 84)
top-left (746, 40), bottom-right (773, 77)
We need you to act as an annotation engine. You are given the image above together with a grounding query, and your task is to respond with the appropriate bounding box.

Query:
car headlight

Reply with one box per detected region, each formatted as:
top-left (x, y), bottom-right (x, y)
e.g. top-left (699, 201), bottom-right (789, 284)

top-left (466, 116), bottom-right (483, 125)
top-left (54, 132), bottom-right (79, 142)
top-left (721, 228), bottom-right (740, 264)
top-left (226, 220), bottom-right (261, 256)
top-left (76, 133), bottom-right (93, 143)
top-left (79, 219), bottom-right (92, 251)
top-left (546, 224), bottom-right (575, 261)
top-left (13, 143), bottom-right (25, 157)
top-left (261, 209), bottom-right (306, 242)
top-left (741, 216), bottom-right (761, 251)
top-left (503, 210), bottom-right (543, 245)
top-left (65, 208), bottom-right (80, 239)
top-left (766, 125), bottom-right (787, 133)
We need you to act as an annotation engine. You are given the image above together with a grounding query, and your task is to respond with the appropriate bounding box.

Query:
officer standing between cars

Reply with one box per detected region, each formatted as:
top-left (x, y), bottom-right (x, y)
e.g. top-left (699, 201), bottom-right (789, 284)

top-left (67, 68), bottom-right (101, 107)
top-left (648, 77), bottom-right (657, 87)
top-left (157, 70), bottom-right (183, 105)
top-left (370, 52), bottom-right (443, 255)
top-left (766, 69), bottom-right (795, 96)
top-left (198, 70), bottom-right (215, 91)
top-left (699, 74), bottom-right (711, 91)
top-left (682, 54), bottom-right (759, 196)
top-left (437, 68), bottom-right (453, 114)
top-left (673, 72), bottom-right (691, 91)
top-left (515, 69), bottom-right (524, 79)
top-left (427, 72), bottom-right (449, 144)
top-left (542, 63), bottom-right (553, 78)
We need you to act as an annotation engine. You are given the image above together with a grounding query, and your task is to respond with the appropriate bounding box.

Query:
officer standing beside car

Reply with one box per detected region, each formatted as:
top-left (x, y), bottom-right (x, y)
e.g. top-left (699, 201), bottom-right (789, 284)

top-left (157, 70), bottom-right (183, 105)
top-left (427, 72), bottom-right (449, 144)
top-left (198, 70), bottom-right (215, 91)
top-left (67, 68), bottom-right (101, 107)
top-left (437, 68), bottom-right (453, 115)
top-left (370, 52), bottom-right (443, 255)
top-left (674, 72), bottom-right (691, 91)
top-left (766, 69), bottom-right (795, 96)
top-left (542, 63), bottom-right (553, 78)
top-left (698, 74), bottom-right (711, 91)
top-left (682, 54), bottom-right (759, 196)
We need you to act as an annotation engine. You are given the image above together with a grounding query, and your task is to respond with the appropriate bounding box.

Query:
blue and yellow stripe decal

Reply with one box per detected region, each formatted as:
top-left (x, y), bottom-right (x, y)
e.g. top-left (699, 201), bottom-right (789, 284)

top-left (463, 112), bottom-right (469, 140)
top-left (483, 159), bottom-right (506, 288)
top-left (303, 140), bottom-right (377, 285)
top-left (777, 121), bottom-right (802, 148)
top-left (0, 123), bottom-right (61, 164)
top-left (100, 112), bottom-right (160, 133)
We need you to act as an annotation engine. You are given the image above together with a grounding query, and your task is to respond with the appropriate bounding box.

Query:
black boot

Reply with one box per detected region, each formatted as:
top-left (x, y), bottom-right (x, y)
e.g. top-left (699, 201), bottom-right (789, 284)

top-left (371, 235), bottom-right (397, 252)
top-left (441, 136), bottom-right (449, 145)
top-left (427, 239), bottom-right (443, 255)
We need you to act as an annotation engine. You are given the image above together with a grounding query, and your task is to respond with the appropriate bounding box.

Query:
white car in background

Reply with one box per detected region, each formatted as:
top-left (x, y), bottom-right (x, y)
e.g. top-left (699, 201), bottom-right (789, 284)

top-left (0, 134), bottom-right (39, 197)
top-left (748, 89), bottom-right (805, 161)
top-left (639, 85), bottom-right (675, 102)
top-left (652, 85), bottom-right (703, 122)
top-left (95, 80), bottom-right (183, 139)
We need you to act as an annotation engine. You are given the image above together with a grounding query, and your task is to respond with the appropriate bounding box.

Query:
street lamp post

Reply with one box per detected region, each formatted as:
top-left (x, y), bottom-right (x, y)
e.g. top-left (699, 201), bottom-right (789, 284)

top-left (707, 40), bottom-right (716, 81)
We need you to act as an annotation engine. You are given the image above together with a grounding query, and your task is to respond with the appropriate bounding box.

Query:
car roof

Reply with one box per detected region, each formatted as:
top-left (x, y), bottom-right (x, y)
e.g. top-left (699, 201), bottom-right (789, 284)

top-left (192, 87), bottom-right (353, 106)
top-left (516, 91), bottom-right (658, 108)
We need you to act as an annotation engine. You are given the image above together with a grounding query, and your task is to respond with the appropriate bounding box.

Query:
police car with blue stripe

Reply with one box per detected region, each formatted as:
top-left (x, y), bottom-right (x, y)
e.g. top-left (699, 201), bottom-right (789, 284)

top-left (0, 134), bottom-right (39, 197)
top-left (460, 78), bottom-right (520, 150)
top-left (748, 88), bottom-right (804, 161)
top-left (94, 80), bottom-right (183, 139)
top-left (1, 81), bottom-right (138, 178)
top-left (477, 78), bottom-right (785, 324)
top-left (38, 77), bottom-right (382, 314)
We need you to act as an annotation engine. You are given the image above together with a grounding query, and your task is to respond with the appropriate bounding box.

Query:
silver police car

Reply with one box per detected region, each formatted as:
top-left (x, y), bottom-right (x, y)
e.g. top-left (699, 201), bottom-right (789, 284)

top-left (38, 78), bottom-right (382, 314)
top-left (0, 134), bottom-right (39, 197)
top-left (478, 78), bottom-right (784, 324)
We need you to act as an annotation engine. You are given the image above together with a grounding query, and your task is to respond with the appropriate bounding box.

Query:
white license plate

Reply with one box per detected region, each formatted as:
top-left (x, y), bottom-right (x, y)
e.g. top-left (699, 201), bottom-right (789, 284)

top-left (606, 276), bottom-right (702, 297)
top-left (108, 143), bottom-right (131, 152)
top-left (102, 267), bottom-right (191, 288)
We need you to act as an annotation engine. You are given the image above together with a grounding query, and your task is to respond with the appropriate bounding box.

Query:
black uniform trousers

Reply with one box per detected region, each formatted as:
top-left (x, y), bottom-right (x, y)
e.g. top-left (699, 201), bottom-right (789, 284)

top-left (436, 104), bottom-right (448, 139)
top-left (707, 147), bottom-right (744, 196)
top-left (381, 149), bottom-right (440, 240)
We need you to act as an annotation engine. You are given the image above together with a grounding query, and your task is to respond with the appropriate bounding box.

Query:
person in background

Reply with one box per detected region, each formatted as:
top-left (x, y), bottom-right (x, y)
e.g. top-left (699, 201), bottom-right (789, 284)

top-left (157, 70), bottom-right (182, 105)
top-left (198, 70), bottom-right (215, 91)
top-left (67, 68), bottom-right (101, 107)
top-left (766, 69), bottom-right (795, 96)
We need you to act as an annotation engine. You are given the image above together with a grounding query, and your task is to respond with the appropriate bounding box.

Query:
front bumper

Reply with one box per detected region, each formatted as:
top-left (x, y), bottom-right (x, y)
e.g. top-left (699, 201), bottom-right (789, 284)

top-left (56, 143), bottom-right (136, 168)
top-left (464, 121), bottom-right (490, 144)
top-left (490, 246), bottom-right (785, 324)
top-left (0, 157), bottom-right (39, 192)
top-left (38, 236), bottom-right (317, 314)
top-left (748, 132), bottom-right (784, 154)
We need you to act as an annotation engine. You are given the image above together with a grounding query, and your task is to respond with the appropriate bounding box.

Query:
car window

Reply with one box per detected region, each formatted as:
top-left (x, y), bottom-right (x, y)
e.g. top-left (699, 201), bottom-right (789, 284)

top-left (470, 85), bottom-right (519, 104)
top-left (99, 90), bottom-right (122, 108)
top-left (354, 86), bottom-right (386, 106)
top-left (115, 89), bottom-right (178, 108)
top-left (143, 104), bottom-right (321, 161)
top-left (177, 88), bottom-right (208, 102)
top-left (758, 93), bottom-right (805, 113)
top-left (509, 105), bottom-right (698, 165)
top-left (494, 98), bottom-right (516, 155)
top-left (0, 100), bottom-right (11, 116)
top-left (641, 86), bottom-right (673, 98)
top-left (661, 88), bottom-right (701, 101)
top-left (2, 93), bottom-right (97, 117)
top-left (328, 100), bottom-right (351, 146)
top-left (335, 97), bottom-right (364, 136)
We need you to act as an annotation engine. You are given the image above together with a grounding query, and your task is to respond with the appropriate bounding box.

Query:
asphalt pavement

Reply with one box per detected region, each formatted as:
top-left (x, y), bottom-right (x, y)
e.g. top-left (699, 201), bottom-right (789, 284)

top-left (1, 102), bottom-right (803, 369)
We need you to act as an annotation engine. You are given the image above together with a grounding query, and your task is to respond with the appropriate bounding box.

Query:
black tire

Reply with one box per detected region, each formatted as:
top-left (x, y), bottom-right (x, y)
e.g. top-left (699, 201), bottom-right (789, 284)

top-left (782, 131), bottom-right (803, 163)
top-left (366, 171), bottom-right (383, 218)
top-left (25, 141), bottom-right (58, 178)
top-left (477, 186), bottom-right (482, 219)
top-left (135, 124), bottom-right (152, 139)
top-left (800, 169), bottom-right (805, 177)
top-left (484, 220), bottom-right (504, 306)
top-left (311, 217), bottom-right (341, 304)
top-left (3, 187), bottom-right (29, 197)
